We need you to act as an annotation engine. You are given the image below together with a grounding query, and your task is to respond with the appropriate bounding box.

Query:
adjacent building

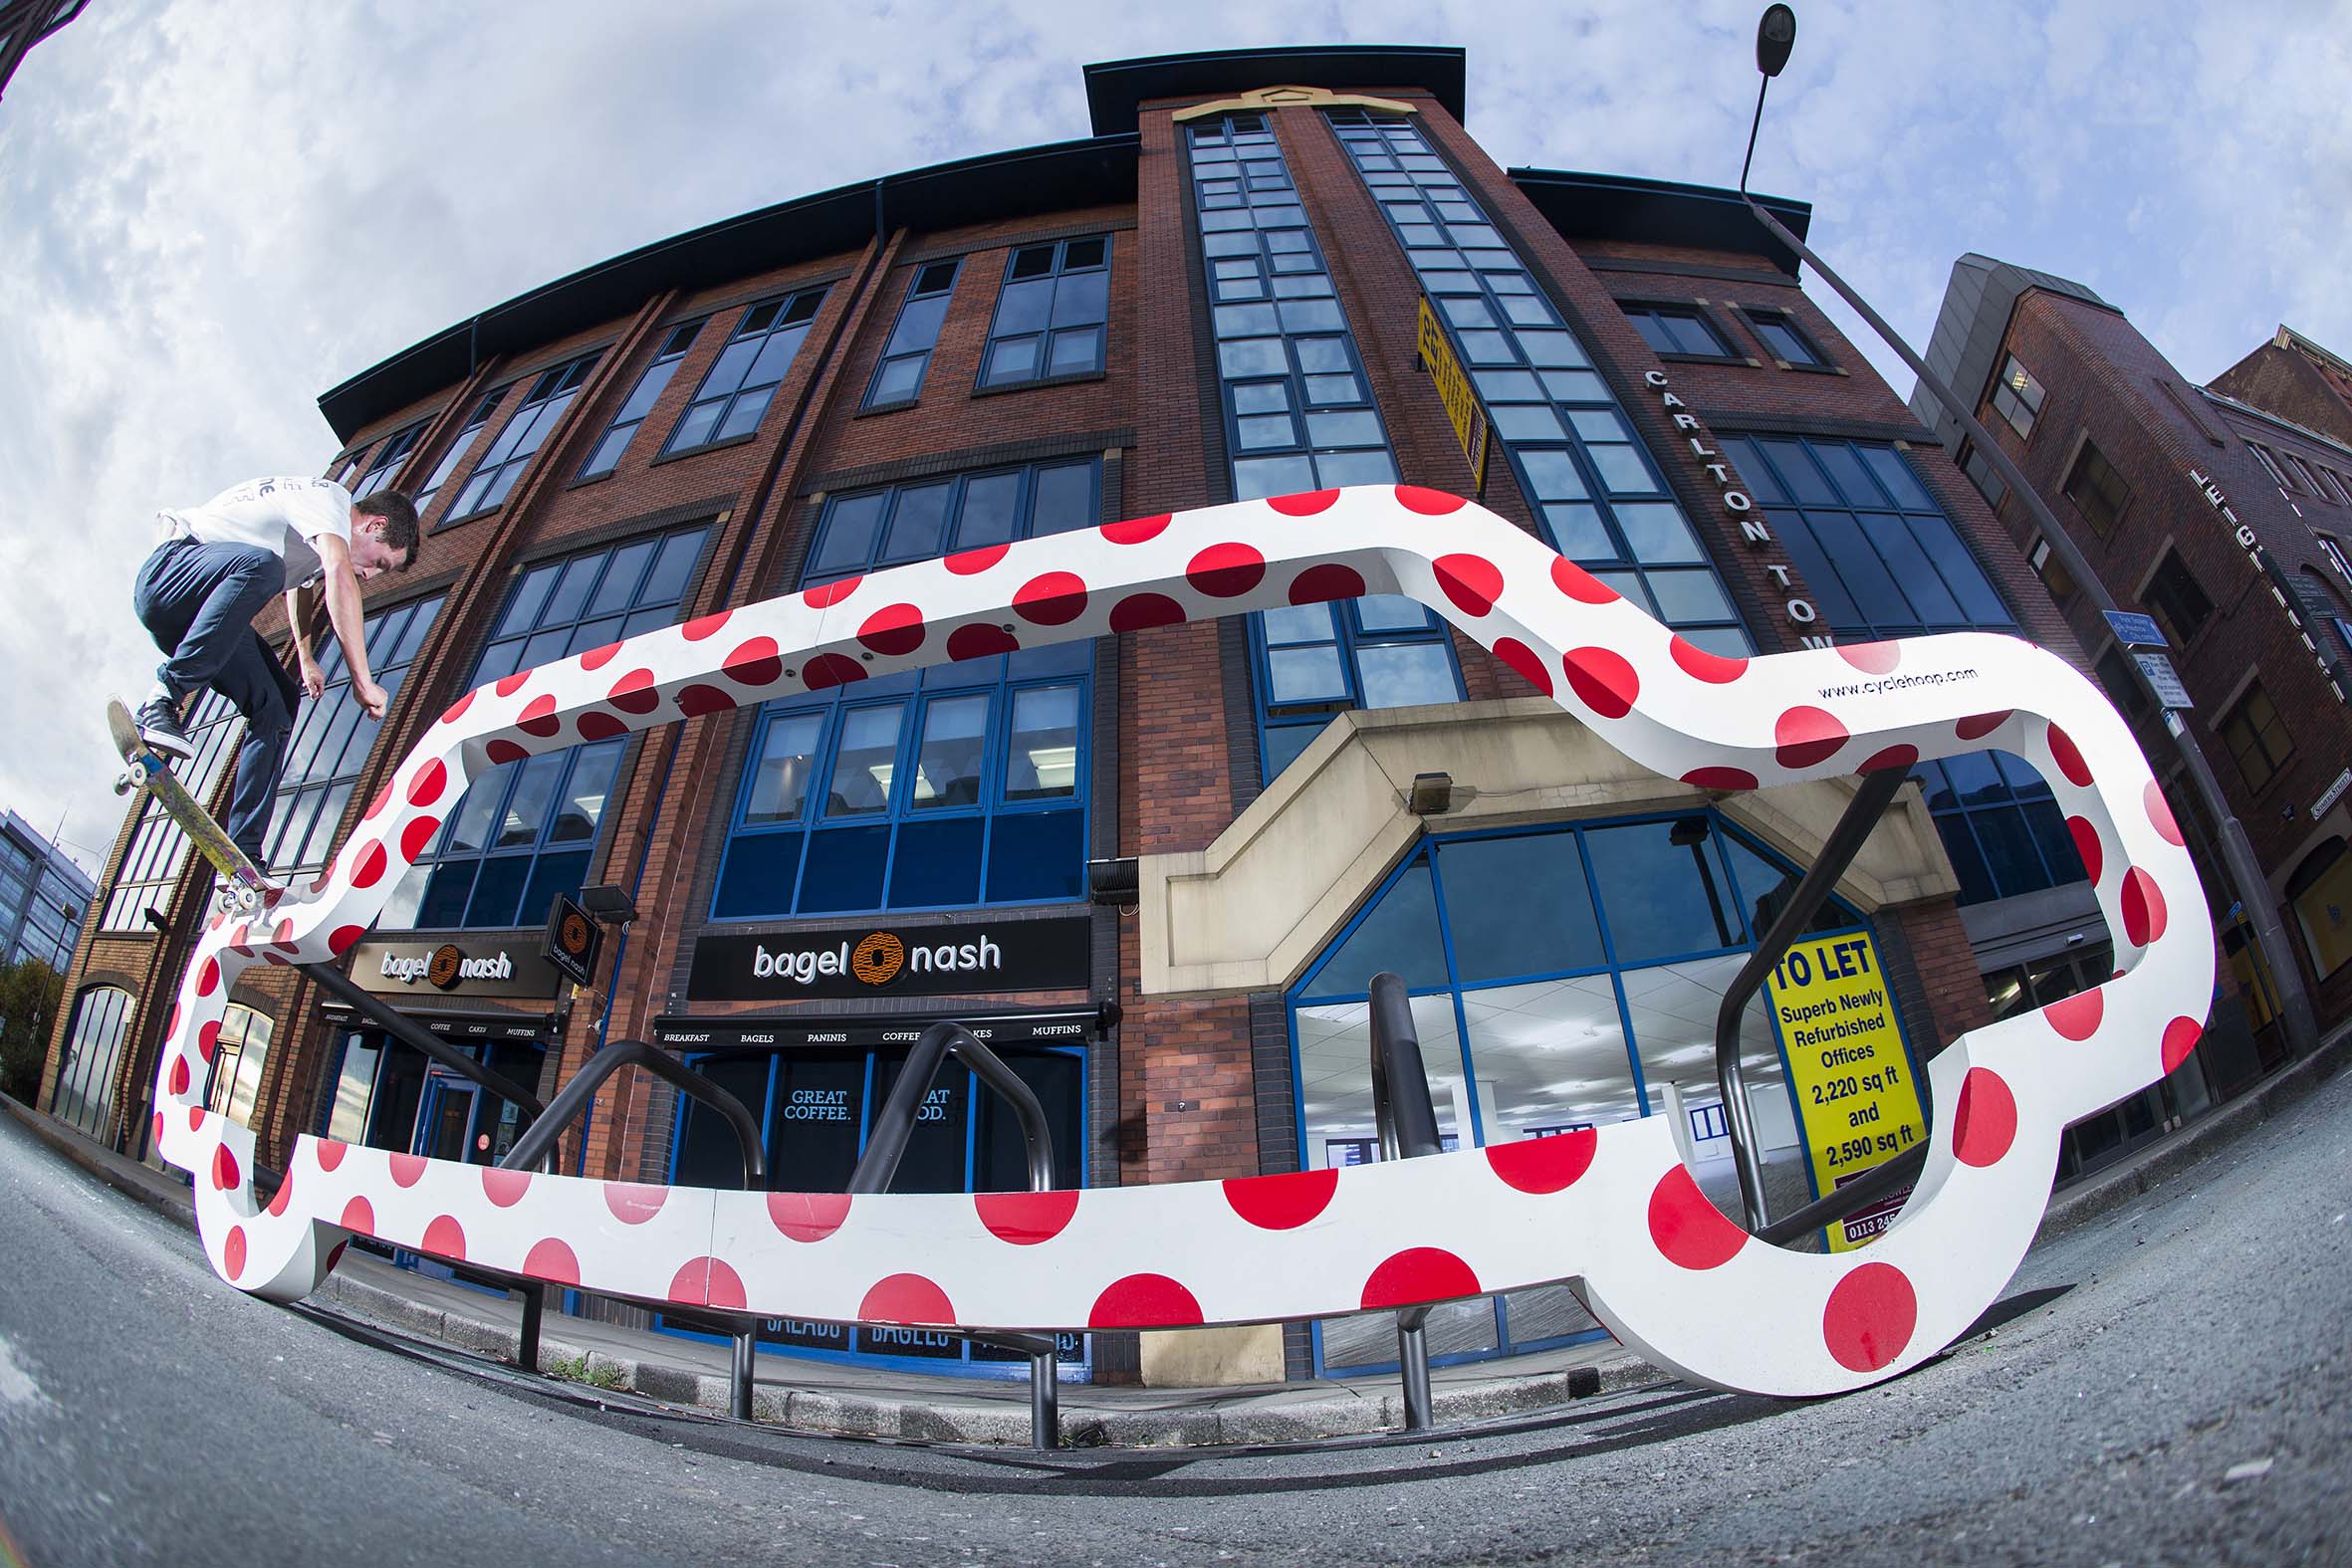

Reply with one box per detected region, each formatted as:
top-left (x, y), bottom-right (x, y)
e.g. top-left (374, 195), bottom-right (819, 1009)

top-left (2, 807), bottom-right (92, 975)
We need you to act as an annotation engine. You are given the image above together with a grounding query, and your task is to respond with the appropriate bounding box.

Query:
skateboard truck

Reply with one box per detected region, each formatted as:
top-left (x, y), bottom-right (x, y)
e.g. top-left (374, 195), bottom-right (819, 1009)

top-left (106, 696), bottom-right (272, 919)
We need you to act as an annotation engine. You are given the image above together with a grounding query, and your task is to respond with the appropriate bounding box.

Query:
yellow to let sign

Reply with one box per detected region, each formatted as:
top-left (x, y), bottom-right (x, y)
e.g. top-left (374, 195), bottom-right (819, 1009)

top-left (1764, 928), bottom-right (1928, 1252)
top-left (1416, 296), bottom-right (1489, 495)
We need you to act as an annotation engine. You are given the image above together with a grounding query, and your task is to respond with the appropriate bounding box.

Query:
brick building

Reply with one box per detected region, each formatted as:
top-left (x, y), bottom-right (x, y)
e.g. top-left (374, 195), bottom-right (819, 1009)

top-left (46, 47), bottom-right (2158, 1385)
top-left (1915, 257), bottom-right (2352, 1112)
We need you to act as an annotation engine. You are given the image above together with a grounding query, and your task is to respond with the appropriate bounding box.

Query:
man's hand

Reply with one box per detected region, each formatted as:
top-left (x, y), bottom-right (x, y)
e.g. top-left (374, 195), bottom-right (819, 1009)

top-left (297, 649), bottom-right (327, 701)
top-left (353, 675), bottom-right (388, 720)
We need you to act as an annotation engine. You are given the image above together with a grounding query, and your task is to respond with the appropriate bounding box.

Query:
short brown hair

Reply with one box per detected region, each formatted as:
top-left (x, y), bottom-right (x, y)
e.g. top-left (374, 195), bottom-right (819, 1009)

top-left (353, 492), bottom-right (420, 568)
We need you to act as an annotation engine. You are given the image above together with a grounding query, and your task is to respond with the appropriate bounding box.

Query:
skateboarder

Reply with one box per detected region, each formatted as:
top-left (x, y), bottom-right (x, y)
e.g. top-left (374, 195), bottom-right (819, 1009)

top-left (130, 476), bottom-right (419, 868)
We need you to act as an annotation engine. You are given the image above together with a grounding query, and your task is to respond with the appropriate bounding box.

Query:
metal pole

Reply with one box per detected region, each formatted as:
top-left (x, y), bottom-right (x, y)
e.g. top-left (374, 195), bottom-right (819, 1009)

top-left (731, 1328), bottom-right (757, 1421)
top-left (1367, 973), bottom-right (1440, 1431)
top-left (1735, 69), bottom-right (2320, 1063)
top-left (518, 1280), bottom-right (545, 1372)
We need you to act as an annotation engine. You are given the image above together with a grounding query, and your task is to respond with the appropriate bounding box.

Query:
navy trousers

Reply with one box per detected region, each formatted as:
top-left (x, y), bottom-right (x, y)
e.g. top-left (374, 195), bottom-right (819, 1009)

top-left (132, 538), bottom-right (300, 866)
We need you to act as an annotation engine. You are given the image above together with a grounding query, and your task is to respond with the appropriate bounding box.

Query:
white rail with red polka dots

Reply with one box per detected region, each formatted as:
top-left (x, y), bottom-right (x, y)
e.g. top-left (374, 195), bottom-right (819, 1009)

top-left (147, 486), bottom-right (2208, 1397)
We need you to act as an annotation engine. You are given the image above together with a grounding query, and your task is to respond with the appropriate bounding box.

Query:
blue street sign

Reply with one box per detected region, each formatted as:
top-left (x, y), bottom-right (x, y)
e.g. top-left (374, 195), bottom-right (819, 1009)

top-left (2104, 610), bottom-right (2168, 649)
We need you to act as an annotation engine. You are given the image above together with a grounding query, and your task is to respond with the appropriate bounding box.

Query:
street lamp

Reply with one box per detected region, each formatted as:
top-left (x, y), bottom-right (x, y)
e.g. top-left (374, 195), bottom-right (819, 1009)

top-left (1730, 6), bottom-right (2320, 1060)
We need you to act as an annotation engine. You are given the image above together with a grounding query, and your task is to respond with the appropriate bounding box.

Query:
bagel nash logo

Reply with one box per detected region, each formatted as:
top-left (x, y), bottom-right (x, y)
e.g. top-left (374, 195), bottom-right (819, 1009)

top-left (751, 930), bottom-right (1001, 988)
top-left (380, 945), bottom-right (514, 991)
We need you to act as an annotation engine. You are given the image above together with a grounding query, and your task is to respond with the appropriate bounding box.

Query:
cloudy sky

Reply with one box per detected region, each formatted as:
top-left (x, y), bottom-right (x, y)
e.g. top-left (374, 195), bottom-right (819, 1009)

top-left (1, 0), bottom-right (2345, 880)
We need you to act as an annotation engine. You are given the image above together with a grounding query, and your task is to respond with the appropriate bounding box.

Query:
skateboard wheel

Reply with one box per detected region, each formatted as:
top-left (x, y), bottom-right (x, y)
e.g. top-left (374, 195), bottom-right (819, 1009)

top-left (114, 772), bottom-right (133, 796)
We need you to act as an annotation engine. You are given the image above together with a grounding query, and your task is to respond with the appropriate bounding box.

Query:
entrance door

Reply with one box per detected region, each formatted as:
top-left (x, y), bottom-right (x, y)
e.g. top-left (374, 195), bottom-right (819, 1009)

top-left (415, 1074), bottom-right (486, 1164)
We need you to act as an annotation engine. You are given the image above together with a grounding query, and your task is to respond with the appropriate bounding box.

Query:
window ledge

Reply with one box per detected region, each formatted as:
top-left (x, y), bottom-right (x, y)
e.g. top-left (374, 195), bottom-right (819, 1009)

top-left (1652, 350), bottom-right (1754, 367)
top-left (565, 470), bottom-right (618, 493)
top-left (1774, 359), bottom-right (1846, 376)
top-left (649, 431), bottom-right (760, 469)
top-left (431, 505), bottom-right (498, 536)
top-left (973, 368), bottom-right (1108, 400)
top-left (854, 398), bottom-right (922, 420)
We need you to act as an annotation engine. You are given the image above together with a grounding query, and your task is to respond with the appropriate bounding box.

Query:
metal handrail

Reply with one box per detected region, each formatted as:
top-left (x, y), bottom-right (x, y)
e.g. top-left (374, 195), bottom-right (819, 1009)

top-left (497, 1039), bottom-right (765, 1185)
top-left (1366, 971), bottom-right (1440, 1431)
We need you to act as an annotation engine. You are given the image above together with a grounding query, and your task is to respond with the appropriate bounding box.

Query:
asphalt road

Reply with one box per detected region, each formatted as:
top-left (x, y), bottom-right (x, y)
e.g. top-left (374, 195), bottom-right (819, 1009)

top-left (3, 1070), bottom-right (2347, 1568)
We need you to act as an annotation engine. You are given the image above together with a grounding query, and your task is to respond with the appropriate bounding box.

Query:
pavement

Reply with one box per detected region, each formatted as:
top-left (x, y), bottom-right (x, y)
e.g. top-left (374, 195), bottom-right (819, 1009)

top-left (7, 1016), bottom-right (2346, 1451)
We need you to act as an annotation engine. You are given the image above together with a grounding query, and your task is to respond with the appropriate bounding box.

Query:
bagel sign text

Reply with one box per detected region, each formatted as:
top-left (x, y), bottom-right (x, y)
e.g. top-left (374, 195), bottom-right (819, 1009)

top-left (689, 916), bottom-right (1090, 1002)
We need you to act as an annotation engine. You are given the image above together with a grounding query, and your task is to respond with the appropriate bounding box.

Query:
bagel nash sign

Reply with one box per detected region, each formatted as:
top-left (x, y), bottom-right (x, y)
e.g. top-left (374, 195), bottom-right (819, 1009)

top-left (689, 916), bottom-right (1090, 1002)
top-left (349, 937), bottom-right (565, 999)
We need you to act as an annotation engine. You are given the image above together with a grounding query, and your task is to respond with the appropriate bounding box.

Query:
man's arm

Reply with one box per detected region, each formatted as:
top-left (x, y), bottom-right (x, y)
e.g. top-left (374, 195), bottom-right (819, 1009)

top-left (316, 535), bottom-right (387, 719)
top-left (285, 586), bottom-right (327, 699)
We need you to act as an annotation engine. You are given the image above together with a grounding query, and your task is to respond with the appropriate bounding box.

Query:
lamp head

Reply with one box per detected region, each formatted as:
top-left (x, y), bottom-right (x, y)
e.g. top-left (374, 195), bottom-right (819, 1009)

top-left (1757, 4), bottom-right (1797, 78)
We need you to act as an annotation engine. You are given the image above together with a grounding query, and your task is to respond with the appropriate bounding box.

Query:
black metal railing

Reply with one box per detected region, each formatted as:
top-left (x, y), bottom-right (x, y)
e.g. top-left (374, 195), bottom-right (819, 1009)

top-left (1366, 971), bottom-right (1442, 1431)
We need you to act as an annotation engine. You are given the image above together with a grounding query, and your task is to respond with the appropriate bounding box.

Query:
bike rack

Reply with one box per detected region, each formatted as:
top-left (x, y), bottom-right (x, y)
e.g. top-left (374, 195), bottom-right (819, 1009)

top-left (1366, 971), bottom-right (1443, 1431)
top-left (847, 1019), bottom-right (1062, 1449)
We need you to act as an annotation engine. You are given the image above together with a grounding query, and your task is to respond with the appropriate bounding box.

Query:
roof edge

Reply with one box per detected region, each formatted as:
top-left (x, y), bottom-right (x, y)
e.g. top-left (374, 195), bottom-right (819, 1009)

top-left (1507, 167), bottom-right (1811, 277)
top-left (1082, 46), bottom-right (1466, 135)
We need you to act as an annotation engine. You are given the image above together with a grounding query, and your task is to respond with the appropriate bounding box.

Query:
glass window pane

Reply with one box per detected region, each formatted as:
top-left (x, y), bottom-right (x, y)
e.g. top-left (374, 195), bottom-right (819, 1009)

top-left (496, 754), bottom-right (567, 849)
top-left (1583, 820), bottom-right (1742, 963)
top-left (957, 473), bottom-right (1020, 550)
top-left (1590, 446), bottom-right (1660, 494)
top-left (712, 829), bottom-right (803, 920)
top-left (1492, 405), bottom-right (1565, 442)
top-left (1268, 645), bottom-right (1347, 704)
top-left (1312, 450), bottom-right (1397, 487)
top-left (1303, 857), bottom-right (1448, 996)
top-left (910, 694), bottom-right (989, 808)
top-left (1302, 374), bottom-right (1361, 405)
top-left (1616, 503), bottom-right (1702, 563)
top-left (1438, 833), bottom-right (1605, 982)
top-left (824, 706), bottom-right (904, 816)
top-left (1219, 337), bottom-right (1288, 377)
top-left (1645, 569), bottom-right (1735, 623)
top-left (1047, 328), bottom-right (1102, 375)
top-left (797, 826), bottom-right (890, 913)
top-left (1814, 444), bottom-right (1890, 507)
top-left (517, 850), bottom-right (592, 932)
top-left (463, 855), bottom-right (532, 929)
top-left (984, 336), bottom-right (1039, 385)
top-left (496, 565), bottom-right (562, 637)
top-left (1306, 410), bottom-right (1383, 448)
top-left (746, 713), bottom-right (824, 824)
top-left (994, 278), bottom-right (1055, 336)
top-left (442, 774), bottom-right (507, 856)
top-left (882, 483), bottom-right (952, 562)
top-left (1355, 642), bottom-right (1458, 708)
top-left (550, 743), bottom-right (622, 844)
top-left (1237, 414), bottom-right (1296, 450)
top-left (983, 808), bottom-right (1084, 903)
top-left (1515, 331), bottom-right (1586, 367)
top-left (1232, 382), bottom-right (1291, 415)
top-left (1005, 685), bottom-right (1080, 800)
top-left (1031, 464), bottom-right (1094, 536)
top-left (888, 815), bottom-right (984, 908)
top-left (1234, 455), bottom-right (1317, 500)
top-left (811, 493), bottom-right (887, 578)
top-left (1518, 450), bottom-right (1588, 502)
top-left (1354, 595), bottom-right (1434, 633)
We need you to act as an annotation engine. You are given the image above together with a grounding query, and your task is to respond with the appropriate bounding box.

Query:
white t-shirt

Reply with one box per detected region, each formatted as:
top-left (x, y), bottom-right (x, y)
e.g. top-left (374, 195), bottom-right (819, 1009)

top-left (158, 477), bottom-right (353, 591)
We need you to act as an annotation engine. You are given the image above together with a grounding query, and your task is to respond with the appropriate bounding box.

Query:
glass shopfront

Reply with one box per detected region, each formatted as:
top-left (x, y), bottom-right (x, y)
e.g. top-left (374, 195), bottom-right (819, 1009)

top-left (320, 1016), bottom-right (550, 1166)
top-left (1289, 811), bottom-right (1880, 1376)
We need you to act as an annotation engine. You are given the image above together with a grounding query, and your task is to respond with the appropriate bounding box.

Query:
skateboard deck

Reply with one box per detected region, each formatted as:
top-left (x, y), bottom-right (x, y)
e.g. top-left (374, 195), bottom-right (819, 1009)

top-left (108, 697), bottom-right (271, 918)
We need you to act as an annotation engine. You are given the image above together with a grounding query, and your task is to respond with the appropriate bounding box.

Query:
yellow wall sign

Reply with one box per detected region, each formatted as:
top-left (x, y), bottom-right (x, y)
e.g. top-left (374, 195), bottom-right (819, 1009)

top-left (1764, 929), bottom-right (1927, 1251)
top-left (1416, 295), bottom-right (1489, 496)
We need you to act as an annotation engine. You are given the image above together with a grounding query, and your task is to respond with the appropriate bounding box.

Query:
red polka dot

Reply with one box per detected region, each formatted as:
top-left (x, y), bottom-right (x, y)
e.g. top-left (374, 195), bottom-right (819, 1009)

top-left (1014, 572), bottom-right (1090, 625)
top-left (482, 1168), bottom-right (532, 1208)
top-left (1101, 514), bottom-right (1171, 545)
top-left (580, 640), bottom-right (623, 672)
top-left (2067, 816), bottom-right (2103, 883)
top-left (1266, 489), bottom-right (1339, 516)
top-left (166, 1004), bottom-right (181, 1036)
top-left (317, 1139), bottom-right (348, 1172)
top-left (2141, 782), bottom-right (2183, 847)
top-left (1289, 563), bottom-right (1366, 604)
top-left (1493, 637), bottom-right (1552, 696)
top-left (947, 624), bottom-right (1020, 660)
top-left (1683, 767), bottom-right (1759, 790)
top-left (723, 638), bottom-right (783, 687)
top-left (857, 603), bottom-right (926, 654)
top-left (1361, 1247), bottom-right (1482, 1310)
top-left (524, 1238), bottom-right (580, 1286)
top-left (518, 695), bottom-right (561, 738)
top-left (1222, 1168), bottom-right (1338, 1231)
top-left (768, 1191), bottom-right (851, 1242)
top-left (2162, 1015), bottom-right (2203, 1073)
top-left (197, 957), bottom-right (220, 997)
top-left (324, 1240), bottom-right (350, 1272)
top-left (945, 544), bottom-right (1009, 575)
top-left (1774, 707), bottom-right (1848, 770)
top-left (389, 1153), bottom-right (427, 1187)
top-left (678, 684), bottom-right (736, 716)
top-left (577, 711), bottom-right (628, 742)
top-left (803, 652), bottom-right (866, 689)
top-left (669, 1258), bottom-right (746, 1312)
top-left (168, 1055), bottom-right (190, 1095)
top-left (1563, 647), bottom-right (1639, 719)
top-left (399, 816), bottom-right (440, 863)
top-left (975, 1190), bottom-right (1080, 1244)
top-left (1836, 641), bottom-right (1902, 675)
top-left (1394, 484), bottom-right (1468, 515)
top-left (484, 740), bottom-right (530, 766)
top-left (197, 1020), bottom-right (221, 1062)
top-left (1953, 1067), bottom-right (2017, 1167)
top-left (440, 691), bottom-right (477, 726)
top-left (1109, 593), bottom-right (1186, 633)
top-left (268, 1169), bottom-right (295, 1218)
top-left (1088, 1273), bottom-right (1202, 1328)
top-left (1823, 1261), bottom-right (1917, 1373)
top-left (407, 760), bottom-right (448, 807)
top-left (1487, 1129), bottom-right (1597, 1193)
top-left (340, 1197), bottom-right (374, 1233)
top-left (1671, 637), bottom-right (1749, 683)
top-left (495, 672), bottom-right (531, 699)
top-left (1955, 711), bottom-right (2011, 741)
top-left (1551, 557), bottom-right (1619, 604)
top-left (2121, 866), bottom-right (2167, 945)
top-left (2046, 724), bottom-right (2092, 787)
top-left (188, 1106), bottom-right (207, 1133)
top-left (682, 610), bottom-right (732, 640)
top-left (223, 1226), bottom-right (247, 1281)
top-left (608, 668), bottom-right (660, 714)
top-left (150, 1112), bottom-right (163, 1148)
top-left (1857, 745), bottom-right (1919, 774)
top-left (861, 1272), bottom-right (956, 1324)
top-left (353, 839), bottom-right (394, 890)
top-left (329, 925), bottom-right (366, 956)
top-left (1187, 543), bottom-right (1266, 597)
top-left (420, 1216), bottom-right (465, 1261)
top-left (802, 578), bottom-right (860, 609)
top-left (2043, 989), bottom-right (2104, 1040)
top-left (1646, 1166), bottom-right (1748, 1270)
top-left (1433, 554), bottom-right (1504, 616)
top-left (213, 1144), bottom-right (240, 1191)
top-left (604, 1183), bottom-right (666, 1225)
top-left (362, 782), bottom-right (394, 821)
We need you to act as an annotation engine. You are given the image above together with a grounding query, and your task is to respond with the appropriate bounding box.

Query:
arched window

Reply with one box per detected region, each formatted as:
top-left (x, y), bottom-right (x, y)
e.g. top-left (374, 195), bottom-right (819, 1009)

top-left (206, 1004), bottom-right (276, 1129)
top-left (50, 986), bottom-right (133, 1140)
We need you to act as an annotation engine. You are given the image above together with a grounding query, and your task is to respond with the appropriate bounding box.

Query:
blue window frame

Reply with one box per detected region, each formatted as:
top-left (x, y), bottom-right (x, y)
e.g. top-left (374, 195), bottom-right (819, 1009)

top-left (265, 594), bottom-right (445, 875)
top-left (446, 354), bottom-right (599, 522)
top-left (381, 526), bottom-right (709, 931)
top-left (1325, 110), bottom-right (1752, 662)
top-left (1917, 750), bottom-right (2087, 905)
top-left (1252, 597), bottom-right (1462, 780)
top-left (801, 460), bottom-right (1099, 584)
top-left (579, 320), bottom-right (703, 480)
top-left (350, 421), bottom-right (426, 499)
top-left (663, 288), bottom-right (825, 456)
top-left (412, 391), bottom-right (499, 518)
top-left (1622, 304), bottom-right (1733, 358)
top-left (863, 260), bottom-right (960, 408)
top-left (977, 236), bottom-right (1108, 388)
top-left (1743, 309), bottom-right (1825, 367)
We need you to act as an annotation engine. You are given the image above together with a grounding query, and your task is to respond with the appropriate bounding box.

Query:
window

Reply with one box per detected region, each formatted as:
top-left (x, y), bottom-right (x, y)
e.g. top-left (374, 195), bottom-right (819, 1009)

top-left (2062, 439), bottom-right (2132, 537)
top-left (2286, 838), bottom-right (2351, 981)
top-left (102, 692), bottom-right (241, 932)
top-left (978, 237), bottom-right (1108, 387)
top-left (802, 460), bottom-right (1098, 584)
top-left (2284, 453), bottom-right (2325, 495)
top-left (328, 444), bottom-right (368, 485)
top-left (1960, 441), bottom-right (2008, 509)
top-left (2029, 536), bottom-right (2076, 598)
top-left (446, 354), bottom-right (599, 521)
top-left (264, 594), bottom-right (445, 875)
top-left (1621, 304), bottom-right (1733, 358)
top-left (664, 289), bottom-right (825, 455)
top-left (578, 321), bottom-right (702, 480)
top-left (49, 986), bottom-right (132, 1141)
top-left (381, 527), bottom-right (709, 930)
top-left (863, 261), bottom-right (960, 408)
top-left (1917, 749), bottom-right (2089, 905)
top-left (2246, 442), bottom-right (2289, 490)
top-left (412, 392), bottom-right (499, 517)
top-left (349, 423), bottom-right (425, 499)
top-left (2219, 684), bottom-right (2293, 793)
top-left (2323, 536), bottom-right (2352, 581)
top-left (2140, 550), bottom-right (2213, 649)
top-left (1254, 596), bottom-right (1463, 779)
top-left (1989, 353), bottom-right (2045, 440)
top-left (2322, 469), bottom-right (2352, 507)
top-left (1743, 309), bottom-right (1824, 366)
top-left (205, 1003), bottom-right (275, 1128)
top-left (2094, 647), bottom-right (2152, 720)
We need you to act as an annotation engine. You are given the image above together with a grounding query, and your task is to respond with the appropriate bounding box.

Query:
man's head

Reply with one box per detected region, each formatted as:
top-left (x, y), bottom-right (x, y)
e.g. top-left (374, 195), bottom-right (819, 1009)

top-left (349, 493), bottom-right (421, 579)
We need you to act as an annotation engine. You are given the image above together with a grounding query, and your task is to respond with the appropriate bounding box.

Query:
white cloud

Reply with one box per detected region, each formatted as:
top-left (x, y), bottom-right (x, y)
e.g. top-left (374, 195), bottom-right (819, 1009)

top-left (0, 0), bottom-right (2343, 882)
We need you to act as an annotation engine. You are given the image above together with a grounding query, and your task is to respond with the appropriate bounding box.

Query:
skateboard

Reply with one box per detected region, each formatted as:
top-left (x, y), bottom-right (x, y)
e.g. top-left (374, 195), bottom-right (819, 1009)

top-left (108, 697), bottom-right (273, 919)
